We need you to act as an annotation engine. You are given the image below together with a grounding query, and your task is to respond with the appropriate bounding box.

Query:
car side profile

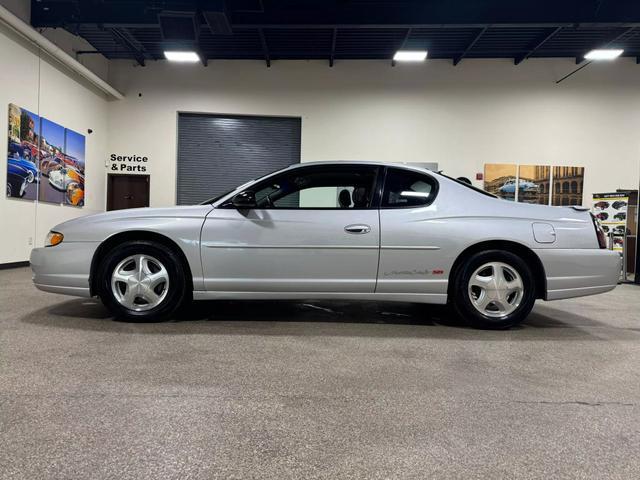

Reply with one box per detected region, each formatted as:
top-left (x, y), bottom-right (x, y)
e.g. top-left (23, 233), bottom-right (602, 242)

top-left (30, 162), bottom-right (621, 329)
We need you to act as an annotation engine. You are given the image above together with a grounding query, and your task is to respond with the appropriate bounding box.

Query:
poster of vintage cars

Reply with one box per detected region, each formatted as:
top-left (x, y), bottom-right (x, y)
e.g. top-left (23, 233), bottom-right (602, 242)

top-left (7, 104), bottom-right (40, 200)
top-left (484, 164), bottom-right (584, 206)
top-left (592, 192), bottom-right (629, 251)
top-left (6, 103), bottom-right (85, 207)
top-left (517, 165), bottom-right (550, 204)
top-left (483, 164), bottom-right (518, 201)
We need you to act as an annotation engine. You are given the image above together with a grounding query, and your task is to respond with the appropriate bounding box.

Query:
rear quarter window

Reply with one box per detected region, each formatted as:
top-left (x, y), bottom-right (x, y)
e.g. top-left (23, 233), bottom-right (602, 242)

top-left (382, 168), bottom-right (438, 208)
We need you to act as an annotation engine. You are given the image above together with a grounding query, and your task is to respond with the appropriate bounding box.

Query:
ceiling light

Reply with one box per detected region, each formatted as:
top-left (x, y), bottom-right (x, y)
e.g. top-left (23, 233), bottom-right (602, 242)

top-left (164, 51), bottom-right (200, 62)
top-left (584, 49), bottom-right (624, 60)
top-left (393, 50), bottom-right (428, 62)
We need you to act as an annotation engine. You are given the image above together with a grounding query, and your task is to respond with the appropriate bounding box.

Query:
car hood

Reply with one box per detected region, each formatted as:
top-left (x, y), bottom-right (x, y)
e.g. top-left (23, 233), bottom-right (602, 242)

top-left (50, 205), bottom-right (214, 241)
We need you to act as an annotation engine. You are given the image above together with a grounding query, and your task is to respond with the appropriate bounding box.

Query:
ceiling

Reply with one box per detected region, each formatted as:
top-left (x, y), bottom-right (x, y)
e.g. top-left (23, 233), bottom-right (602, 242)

top-left (30, 0), bottom-right (640, 66)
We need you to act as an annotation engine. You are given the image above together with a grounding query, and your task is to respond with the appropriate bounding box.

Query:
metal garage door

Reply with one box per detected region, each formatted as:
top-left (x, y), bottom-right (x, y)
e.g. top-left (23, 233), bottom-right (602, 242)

top-left (176, 113), bottom-right (301, 205)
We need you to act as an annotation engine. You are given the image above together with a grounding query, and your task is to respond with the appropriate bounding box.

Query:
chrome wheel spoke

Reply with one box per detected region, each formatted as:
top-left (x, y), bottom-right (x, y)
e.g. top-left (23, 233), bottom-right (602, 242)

top-left (112, 269), bottom-right (134, 283)
top-left (147, 268), bottom-right (169, 289)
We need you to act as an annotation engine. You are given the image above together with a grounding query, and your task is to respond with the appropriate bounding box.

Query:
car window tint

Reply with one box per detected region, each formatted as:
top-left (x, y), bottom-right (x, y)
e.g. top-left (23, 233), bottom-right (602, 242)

top-left (253, 166), bottom-right (378, 209)
top-left (382, 168), bottom-right (437, 207)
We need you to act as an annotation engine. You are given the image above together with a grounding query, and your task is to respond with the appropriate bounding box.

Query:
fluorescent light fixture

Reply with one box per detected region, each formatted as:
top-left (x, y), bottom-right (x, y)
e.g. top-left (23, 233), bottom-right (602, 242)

top-left (393, 50), bottom-right (428, 62)
top-left (164, 50), bottom-right (200, 62)
top-left (584, 49), bottom-right (623, 60)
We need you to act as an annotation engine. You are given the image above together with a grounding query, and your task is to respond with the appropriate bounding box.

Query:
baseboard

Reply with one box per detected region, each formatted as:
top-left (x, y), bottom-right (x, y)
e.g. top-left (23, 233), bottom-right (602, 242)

top-left (0, 261), bottom-right (29, 270)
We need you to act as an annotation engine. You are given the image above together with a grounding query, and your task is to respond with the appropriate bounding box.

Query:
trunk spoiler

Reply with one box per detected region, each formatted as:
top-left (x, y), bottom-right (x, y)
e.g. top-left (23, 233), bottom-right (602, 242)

top-left (570, 206), bottom-right (590, 211)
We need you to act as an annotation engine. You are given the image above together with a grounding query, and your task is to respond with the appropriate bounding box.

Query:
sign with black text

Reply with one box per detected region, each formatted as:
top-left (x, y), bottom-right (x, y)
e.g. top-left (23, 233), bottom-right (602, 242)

top-left (109, 153), bottom-right (149, 173)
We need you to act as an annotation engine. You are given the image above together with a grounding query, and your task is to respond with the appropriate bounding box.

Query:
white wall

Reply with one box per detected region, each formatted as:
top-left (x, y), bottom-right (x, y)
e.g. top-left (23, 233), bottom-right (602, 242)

top-left (0, 23), bottom-right (109, 264)
top-left (40, 28), bottom-right (110, 82)
top-left (107, 59), bottom-right (640, 207)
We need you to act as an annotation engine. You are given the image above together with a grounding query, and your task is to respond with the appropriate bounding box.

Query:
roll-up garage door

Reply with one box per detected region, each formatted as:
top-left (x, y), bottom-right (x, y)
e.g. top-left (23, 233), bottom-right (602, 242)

top-left (176, 113), bottom-right (301, 205)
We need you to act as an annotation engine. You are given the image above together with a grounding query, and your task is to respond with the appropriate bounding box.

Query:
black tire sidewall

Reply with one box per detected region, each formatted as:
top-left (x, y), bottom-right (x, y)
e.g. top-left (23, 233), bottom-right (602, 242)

top-left (452, 250), bottom-right (536, 329)
top-left (97, 241), bottom-right (186, 322)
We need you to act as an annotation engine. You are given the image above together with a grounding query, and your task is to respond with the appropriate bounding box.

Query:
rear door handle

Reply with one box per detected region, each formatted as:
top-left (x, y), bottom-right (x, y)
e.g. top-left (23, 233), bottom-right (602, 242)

top-left (344, 224), bottom-right (371, 234)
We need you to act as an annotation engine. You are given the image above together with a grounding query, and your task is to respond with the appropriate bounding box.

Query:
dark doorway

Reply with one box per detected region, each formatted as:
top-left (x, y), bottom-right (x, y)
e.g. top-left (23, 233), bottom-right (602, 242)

top-left (107, 174), bottom-right (150, 211)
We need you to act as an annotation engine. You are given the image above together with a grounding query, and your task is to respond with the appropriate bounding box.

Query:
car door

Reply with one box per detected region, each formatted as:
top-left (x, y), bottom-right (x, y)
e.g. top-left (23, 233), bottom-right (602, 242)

top-left (200, 164), bottom-right (381, 293)
top-left (377, 167), bottom-right (447, 296)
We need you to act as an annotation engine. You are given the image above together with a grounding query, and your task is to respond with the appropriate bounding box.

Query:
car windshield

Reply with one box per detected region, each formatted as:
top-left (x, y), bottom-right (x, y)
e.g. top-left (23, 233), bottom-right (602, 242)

top-left (437, 172), bottom-right (498, 198)
top-left (198, 167), bottom-right (288, 205)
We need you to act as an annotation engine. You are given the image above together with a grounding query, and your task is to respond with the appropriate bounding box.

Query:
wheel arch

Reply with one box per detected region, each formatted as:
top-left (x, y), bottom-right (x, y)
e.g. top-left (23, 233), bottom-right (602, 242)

top-left (89, 230), bottom-right (194, 297)
top-left (448, 240), bottom-right (547, 300)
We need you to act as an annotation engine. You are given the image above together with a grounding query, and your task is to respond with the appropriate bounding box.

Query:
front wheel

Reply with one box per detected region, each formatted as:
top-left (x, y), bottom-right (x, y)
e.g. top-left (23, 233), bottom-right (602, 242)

top-left (451, 250), bottom-right (536, 329)
top-left (97, 240), bottom-right (188, 322)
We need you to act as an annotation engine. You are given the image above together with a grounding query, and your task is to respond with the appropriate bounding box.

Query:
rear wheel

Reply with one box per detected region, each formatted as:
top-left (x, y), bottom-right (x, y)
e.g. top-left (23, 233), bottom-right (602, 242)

top-left (97, 240), bottom-right (187, 322)
top-left (451, 250), bottom-right (536, 329)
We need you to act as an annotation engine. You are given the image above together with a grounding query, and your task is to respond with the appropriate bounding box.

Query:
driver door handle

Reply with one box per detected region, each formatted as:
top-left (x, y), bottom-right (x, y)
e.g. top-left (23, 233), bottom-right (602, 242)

top-left (344, 224), bottom-right (371, 234)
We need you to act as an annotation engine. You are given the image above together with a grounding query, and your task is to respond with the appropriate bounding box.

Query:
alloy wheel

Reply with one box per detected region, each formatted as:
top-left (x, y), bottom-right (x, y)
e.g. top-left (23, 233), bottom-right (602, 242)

top-left (467, 261), bottom-right (524, 318)
top-left (111, 254), bottom-right (169, 311)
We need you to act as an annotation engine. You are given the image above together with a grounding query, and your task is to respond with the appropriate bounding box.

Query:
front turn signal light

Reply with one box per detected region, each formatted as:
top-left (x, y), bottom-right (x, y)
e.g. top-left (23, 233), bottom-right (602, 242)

top-left (45, 231), bottom-right (64, 247)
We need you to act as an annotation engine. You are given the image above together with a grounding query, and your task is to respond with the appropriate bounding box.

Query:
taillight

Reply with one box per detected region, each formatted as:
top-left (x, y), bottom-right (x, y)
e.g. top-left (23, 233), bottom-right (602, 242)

top-left (590, 213), bottom-right (607, 249)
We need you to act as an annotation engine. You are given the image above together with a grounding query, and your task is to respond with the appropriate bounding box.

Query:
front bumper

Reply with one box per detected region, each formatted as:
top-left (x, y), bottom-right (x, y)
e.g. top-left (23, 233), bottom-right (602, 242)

top-left (30, 241), bottom-right (100, 297)
top-left (535, 248), bottom-right (622, 300)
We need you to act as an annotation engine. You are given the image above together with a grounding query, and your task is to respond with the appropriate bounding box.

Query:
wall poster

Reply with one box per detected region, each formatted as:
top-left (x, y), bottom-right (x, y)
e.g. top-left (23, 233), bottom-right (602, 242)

top-left (6, 103), bottom-right (85, 207)
top-left (483, 163), bottom-right (584, 206)
top-left (551, 166), bottom-right (584, 206)
top-left (592, 192), bottom-right (629, 251)
top-left (483, 164), bottom-right (517, 201)
top-left (517, 165), bottom-right (550, 205)
top-left (7, 104), bottom-right (40, 200)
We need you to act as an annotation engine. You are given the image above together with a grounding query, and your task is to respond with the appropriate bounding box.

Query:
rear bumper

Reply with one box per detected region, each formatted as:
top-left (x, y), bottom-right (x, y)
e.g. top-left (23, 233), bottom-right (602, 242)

top-left (30, 242), bottom-right (99, 298)
top-left (534, 248), bottom-right (621, 300)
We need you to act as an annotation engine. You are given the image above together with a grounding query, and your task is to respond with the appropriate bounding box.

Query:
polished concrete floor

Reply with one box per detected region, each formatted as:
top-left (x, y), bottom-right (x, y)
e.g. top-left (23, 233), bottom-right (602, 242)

top-left (1, 266), bottom-right (639, 479)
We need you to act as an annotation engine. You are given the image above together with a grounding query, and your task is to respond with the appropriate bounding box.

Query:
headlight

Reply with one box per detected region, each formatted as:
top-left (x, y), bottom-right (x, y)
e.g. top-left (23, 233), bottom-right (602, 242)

top-left (45, 231), bottom-right (64, 247)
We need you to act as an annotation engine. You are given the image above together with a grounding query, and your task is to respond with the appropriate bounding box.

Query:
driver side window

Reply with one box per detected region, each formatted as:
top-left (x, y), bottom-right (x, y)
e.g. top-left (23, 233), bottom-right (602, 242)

top-left (253, 165), bottom-right (379, 209)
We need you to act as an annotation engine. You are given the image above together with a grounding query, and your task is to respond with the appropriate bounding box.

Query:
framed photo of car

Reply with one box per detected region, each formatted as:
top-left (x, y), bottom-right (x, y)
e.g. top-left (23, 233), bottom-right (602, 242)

top-left (6, 104), bottom-right (40, 201)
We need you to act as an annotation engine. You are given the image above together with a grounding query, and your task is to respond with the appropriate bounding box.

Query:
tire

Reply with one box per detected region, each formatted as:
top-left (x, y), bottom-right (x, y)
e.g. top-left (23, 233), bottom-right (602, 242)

top-left (450, 250), bottom-right (536, 329)
top-left (96, 240), bottom-right (188, 322)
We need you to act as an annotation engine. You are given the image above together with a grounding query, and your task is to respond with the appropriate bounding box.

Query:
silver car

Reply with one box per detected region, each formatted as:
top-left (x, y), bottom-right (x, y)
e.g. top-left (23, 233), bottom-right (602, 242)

top-left (30, 162), bottom-right (620, 329)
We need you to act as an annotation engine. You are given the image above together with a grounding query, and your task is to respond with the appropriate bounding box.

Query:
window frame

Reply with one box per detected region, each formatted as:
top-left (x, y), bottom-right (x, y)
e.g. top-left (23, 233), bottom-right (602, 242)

top-left (220, 164), bottom-right (383, 210)
top-left (379, 166), bottom-right (440, 209)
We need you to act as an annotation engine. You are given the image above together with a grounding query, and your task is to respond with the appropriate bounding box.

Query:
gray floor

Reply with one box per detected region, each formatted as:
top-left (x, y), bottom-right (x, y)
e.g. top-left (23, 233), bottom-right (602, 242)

top-left (1, 267), bottom-right (639, 479)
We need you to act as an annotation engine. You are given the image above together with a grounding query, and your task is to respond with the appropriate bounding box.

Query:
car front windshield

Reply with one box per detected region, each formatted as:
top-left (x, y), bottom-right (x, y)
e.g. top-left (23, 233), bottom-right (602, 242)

top-left (198, 168), bottom-right (287, 205)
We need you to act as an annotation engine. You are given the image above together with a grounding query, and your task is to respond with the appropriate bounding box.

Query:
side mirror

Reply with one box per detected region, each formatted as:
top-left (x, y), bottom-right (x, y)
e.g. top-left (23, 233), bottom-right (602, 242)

top-left (232, 190), bottom-right (257, 209)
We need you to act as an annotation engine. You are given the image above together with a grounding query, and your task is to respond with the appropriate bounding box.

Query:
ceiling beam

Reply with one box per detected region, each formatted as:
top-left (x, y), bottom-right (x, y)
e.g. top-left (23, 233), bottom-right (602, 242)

top-left (258, 28), bottom-right (271, 67)
top-left (514, 26), bottom-right (562, 65)
top-left (108, 27), bottom-right (146, 66)
top-left (391, 28), bottom-right (412, 66)
top-left (329, 27), bottom-right (337, 67)
top-left (453, 26), bottom-right (487, 65)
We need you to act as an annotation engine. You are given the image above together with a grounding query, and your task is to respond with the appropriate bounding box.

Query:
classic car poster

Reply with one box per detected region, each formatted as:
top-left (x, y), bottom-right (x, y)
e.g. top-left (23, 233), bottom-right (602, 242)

top-left (483, 164), bottom-right (517, 201)
top-left (6, 103), bottom-right (40, 200)
top-left (551, 166), bottom-right (584, 206)
top-left (592, 192), bottom-right (629, 251)
top-left (64, 128), bottom-right (86, 207)
top-left (517, 165), bottom-right (550, 204)
top-left (38, 117), bottom-right (66, 204)
top-left (6, 103), bottom-right (86, 207)
top-left (484, 163), bottom-right (585, 206)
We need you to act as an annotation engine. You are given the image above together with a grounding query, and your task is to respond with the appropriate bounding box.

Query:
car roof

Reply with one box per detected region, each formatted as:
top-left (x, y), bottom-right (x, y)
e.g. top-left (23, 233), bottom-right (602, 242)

top-left (283, 161), bottom-right (438, 175)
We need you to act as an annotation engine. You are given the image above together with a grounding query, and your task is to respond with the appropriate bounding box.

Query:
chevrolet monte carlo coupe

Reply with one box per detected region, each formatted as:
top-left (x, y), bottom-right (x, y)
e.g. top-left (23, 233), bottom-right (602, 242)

top-left (30, 162), bottom-right (621, 329)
